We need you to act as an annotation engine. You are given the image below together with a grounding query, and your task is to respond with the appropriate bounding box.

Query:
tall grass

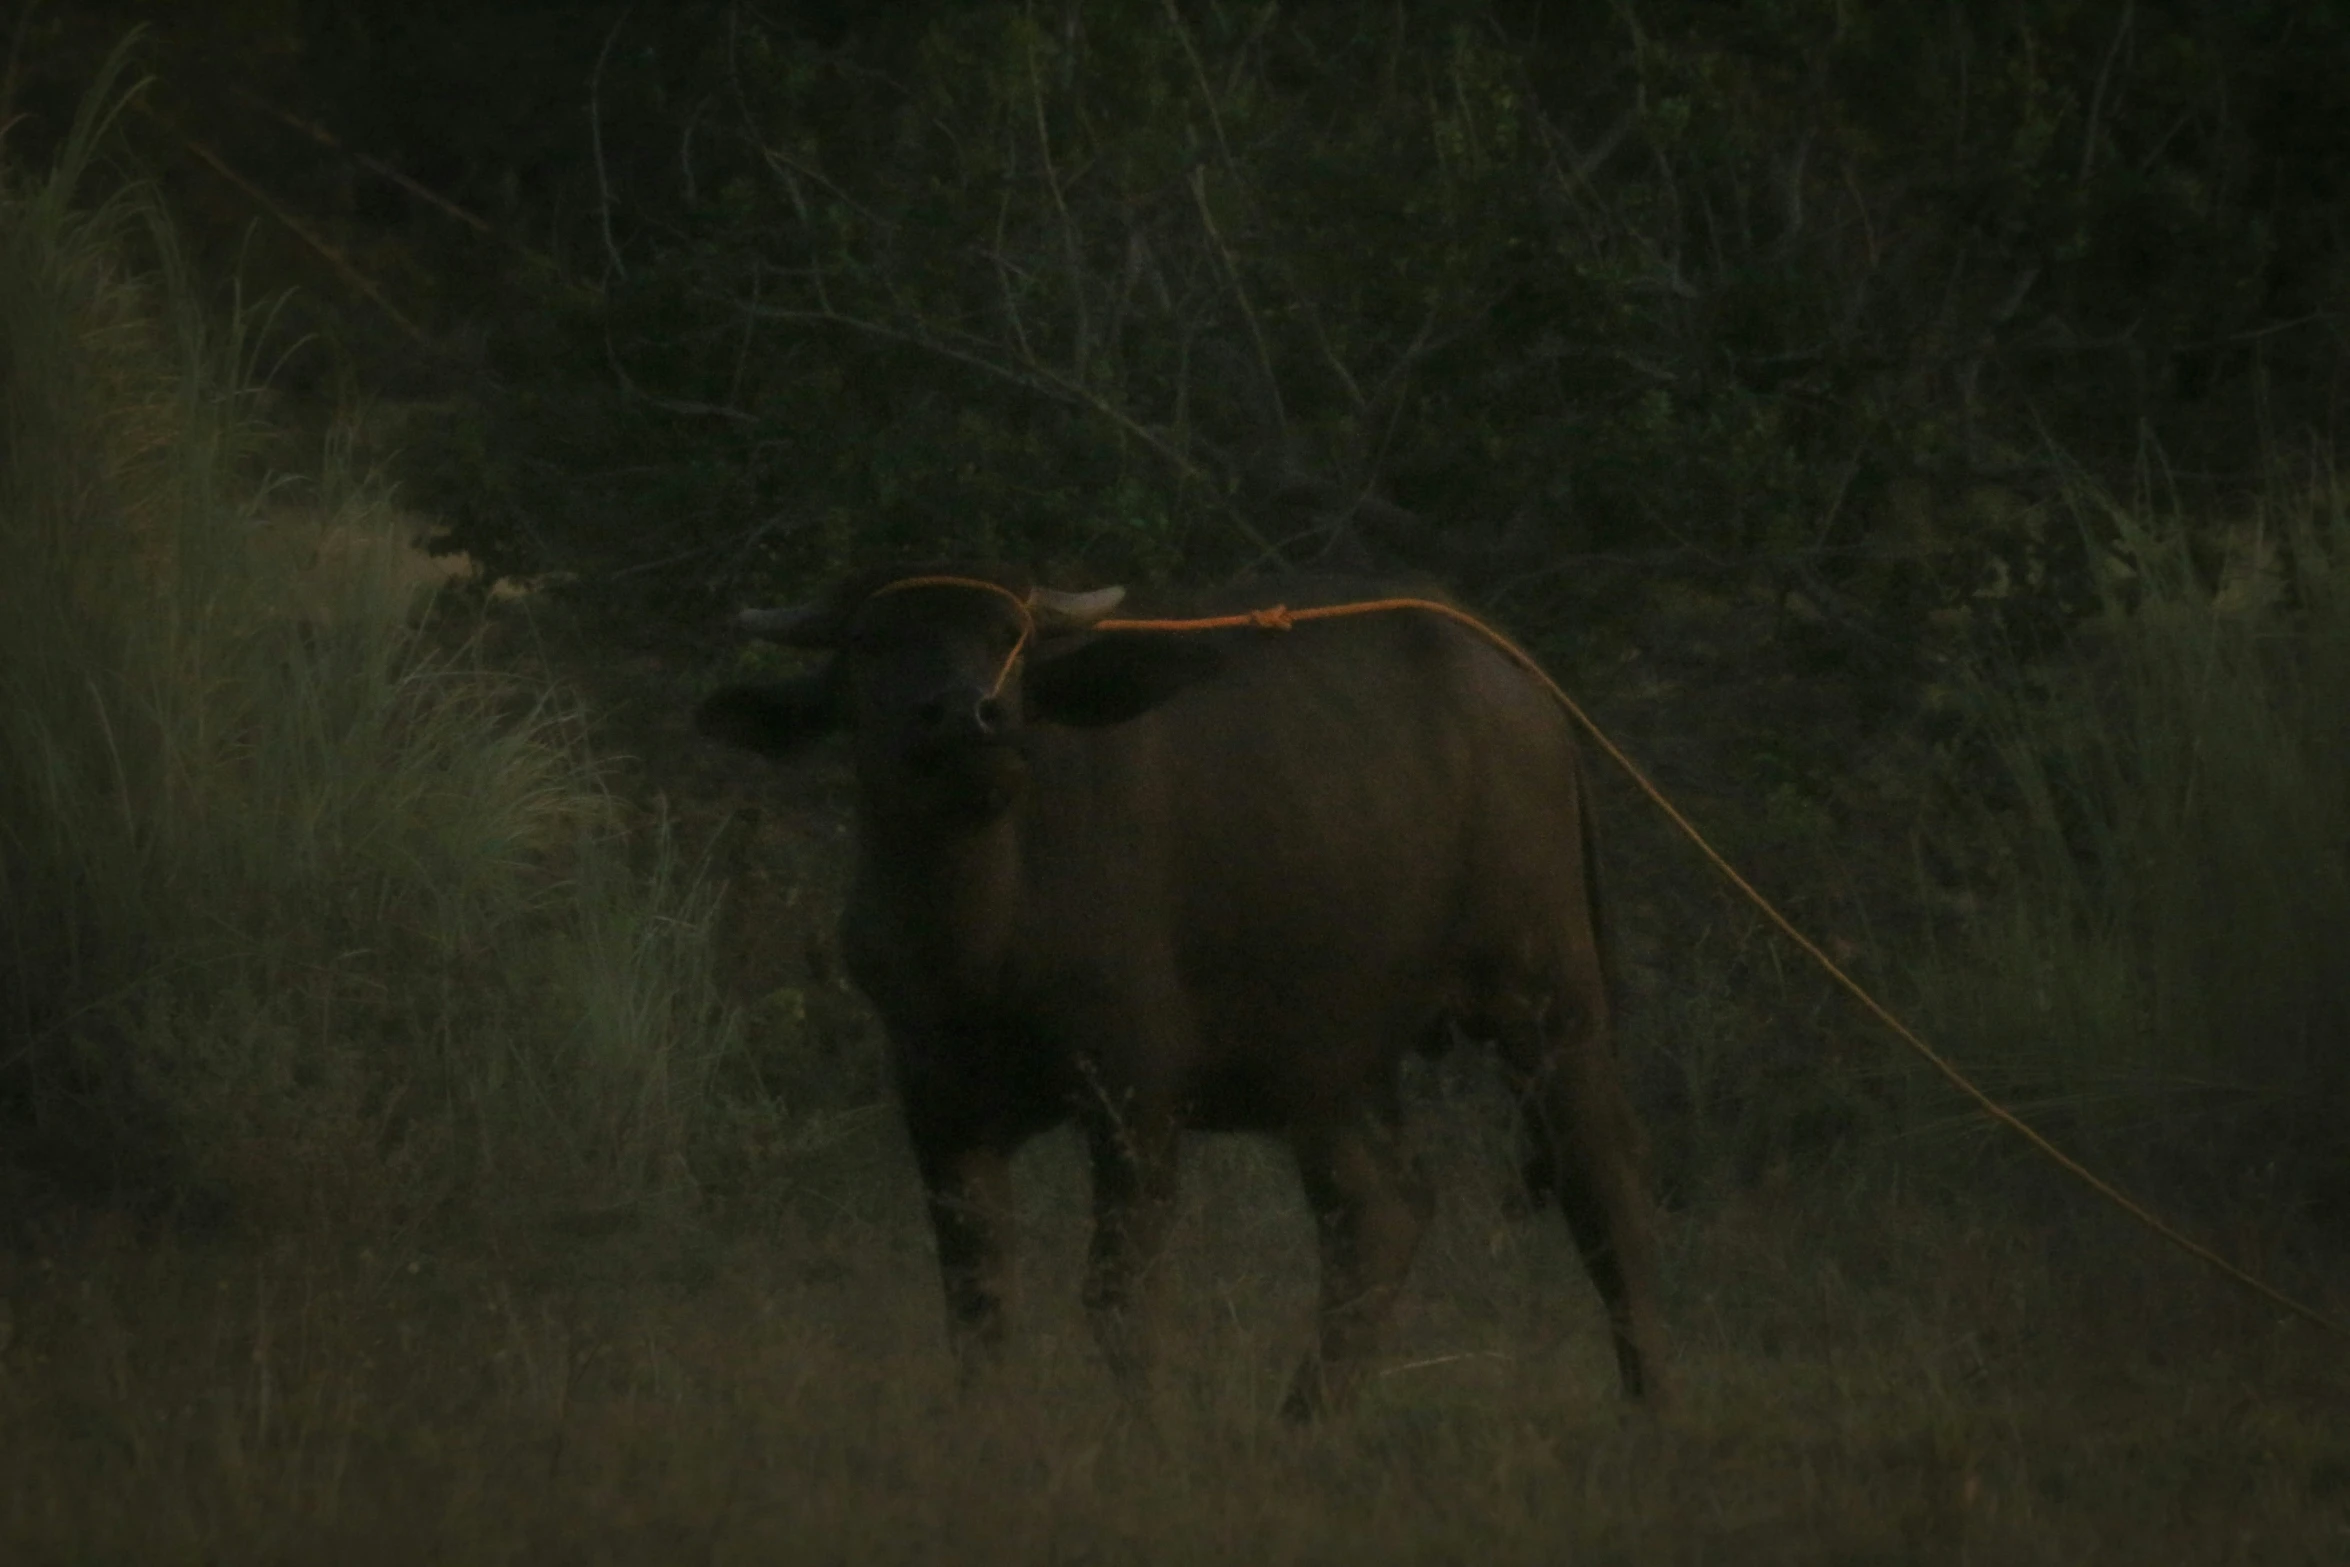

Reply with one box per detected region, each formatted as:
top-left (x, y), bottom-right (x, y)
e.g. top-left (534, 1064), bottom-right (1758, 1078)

top-left (1928, 474), bottom-right (2350, 1209)
top-left (0, 55), bottom-right (737, 1230)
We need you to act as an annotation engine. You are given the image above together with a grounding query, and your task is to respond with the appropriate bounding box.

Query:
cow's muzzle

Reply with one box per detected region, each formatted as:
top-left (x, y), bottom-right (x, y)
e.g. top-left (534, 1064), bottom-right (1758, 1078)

top-left (916, 687), bottom-right (1010, 742)
top-left (900, 695), bottom-right (1028, 820)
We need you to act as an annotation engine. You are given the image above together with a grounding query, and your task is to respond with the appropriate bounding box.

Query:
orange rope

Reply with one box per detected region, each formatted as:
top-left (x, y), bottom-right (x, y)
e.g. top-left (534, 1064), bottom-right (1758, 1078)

top-left (868, 574), bottom-right (1034, 698)
top-left (853, 573), bottom-right (2346, 1337)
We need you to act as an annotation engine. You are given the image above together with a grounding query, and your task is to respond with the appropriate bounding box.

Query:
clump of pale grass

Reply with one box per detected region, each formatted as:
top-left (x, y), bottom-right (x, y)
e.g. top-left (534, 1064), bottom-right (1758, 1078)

top-left (1921, 469), bottom-right (2350, 1209)
top-left (0, 49), bottom-right (736, 1230)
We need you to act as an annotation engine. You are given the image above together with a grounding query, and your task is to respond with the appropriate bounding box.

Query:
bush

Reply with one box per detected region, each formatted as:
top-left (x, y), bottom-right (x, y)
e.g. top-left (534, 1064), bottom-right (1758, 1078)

top-left (378, 0), bottom-right (2349, 643)
top-left (1921, 469), bottom-right (2350, 1215)
top-left (0, 55), bottom-right (739, 1231)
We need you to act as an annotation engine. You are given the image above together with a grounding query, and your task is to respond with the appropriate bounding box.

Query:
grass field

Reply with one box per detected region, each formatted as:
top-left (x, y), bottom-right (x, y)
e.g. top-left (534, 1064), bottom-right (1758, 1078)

top-left (4, 1102), bottom-right (2346, 1565)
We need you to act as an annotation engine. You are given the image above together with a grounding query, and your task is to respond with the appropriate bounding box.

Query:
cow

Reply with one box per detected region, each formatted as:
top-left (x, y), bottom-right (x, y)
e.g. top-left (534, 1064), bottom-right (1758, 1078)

top-left (695, 566), bottom-right (1668, 1417)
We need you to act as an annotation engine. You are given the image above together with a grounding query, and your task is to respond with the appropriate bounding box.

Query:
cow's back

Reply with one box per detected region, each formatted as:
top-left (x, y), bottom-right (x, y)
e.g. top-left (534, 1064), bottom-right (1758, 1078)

top-left (1015, 588), bottom-right (1597, 1118)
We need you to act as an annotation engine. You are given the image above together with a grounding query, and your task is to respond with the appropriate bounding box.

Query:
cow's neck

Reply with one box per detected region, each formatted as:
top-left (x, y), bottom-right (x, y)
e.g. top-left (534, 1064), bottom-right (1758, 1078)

top-left (851, 803), bottom-right (1024, 1000)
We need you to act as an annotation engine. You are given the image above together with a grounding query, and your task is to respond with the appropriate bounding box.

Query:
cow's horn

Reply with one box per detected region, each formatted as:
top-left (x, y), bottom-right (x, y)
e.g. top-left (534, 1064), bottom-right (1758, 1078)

top-left (1029, 584), bottom-right (1126, 630)
top-left (737, 603), bottom-right (833, 646)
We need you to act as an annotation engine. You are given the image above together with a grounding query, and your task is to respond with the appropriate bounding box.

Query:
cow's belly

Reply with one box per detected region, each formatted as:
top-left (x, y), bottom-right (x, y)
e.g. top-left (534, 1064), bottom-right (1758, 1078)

top-left (1174, 951), bottom-right (1451, 1117)
top-left (1184, 1057), bottom-right (1292, 1132)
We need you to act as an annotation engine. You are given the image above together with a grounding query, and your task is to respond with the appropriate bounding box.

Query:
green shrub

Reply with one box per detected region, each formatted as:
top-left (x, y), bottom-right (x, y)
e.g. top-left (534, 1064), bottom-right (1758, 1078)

top-left (0, 56), bottom-right (738, 1230)
top-left (1922, 472), bottom-right (2350, 1211)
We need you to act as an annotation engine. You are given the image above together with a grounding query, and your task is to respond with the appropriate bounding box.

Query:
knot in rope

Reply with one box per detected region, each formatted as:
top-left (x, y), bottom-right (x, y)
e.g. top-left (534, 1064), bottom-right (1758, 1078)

top-left (1249, 604), bottom-right (1296, 631)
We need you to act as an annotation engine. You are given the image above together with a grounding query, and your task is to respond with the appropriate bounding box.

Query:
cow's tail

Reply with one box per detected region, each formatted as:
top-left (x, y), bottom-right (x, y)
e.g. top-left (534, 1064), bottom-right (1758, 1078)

top-left (1516, 740), bottom-right (1621, 1215)
top-left (1572, 742), bottom-right (1617, 1012)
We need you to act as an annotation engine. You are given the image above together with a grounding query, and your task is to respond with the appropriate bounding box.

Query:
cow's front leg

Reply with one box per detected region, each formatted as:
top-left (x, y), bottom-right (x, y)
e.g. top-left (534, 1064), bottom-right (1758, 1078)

top-left (906, 1105), bottom-right (1018, 1382)
top-left (1080, 1093), bottom-right (1182, 1391)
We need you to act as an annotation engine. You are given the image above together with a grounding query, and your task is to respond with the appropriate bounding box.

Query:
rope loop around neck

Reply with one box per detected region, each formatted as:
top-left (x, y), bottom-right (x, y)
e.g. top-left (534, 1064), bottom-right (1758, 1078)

top-left (866, 574), bottom-right (1038, 698)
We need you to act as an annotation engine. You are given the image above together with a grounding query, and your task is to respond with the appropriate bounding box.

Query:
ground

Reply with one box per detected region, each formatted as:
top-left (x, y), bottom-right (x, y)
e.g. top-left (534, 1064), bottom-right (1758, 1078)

top-left (4, 1125), bottom-right (2343, 1563)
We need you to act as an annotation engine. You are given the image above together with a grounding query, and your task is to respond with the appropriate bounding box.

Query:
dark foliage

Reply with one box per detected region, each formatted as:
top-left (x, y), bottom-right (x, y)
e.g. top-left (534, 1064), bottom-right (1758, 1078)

top-left (9, 1), bottom-right (2342, 644)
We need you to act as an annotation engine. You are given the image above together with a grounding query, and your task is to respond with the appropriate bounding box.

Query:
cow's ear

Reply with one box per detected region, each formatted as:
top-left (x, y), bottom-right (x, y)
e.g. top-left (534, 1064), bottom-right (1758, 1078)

top-left (695, 670), bottom-right (845, 756)
top-left (1025, 635), bottom-right (1226, 728)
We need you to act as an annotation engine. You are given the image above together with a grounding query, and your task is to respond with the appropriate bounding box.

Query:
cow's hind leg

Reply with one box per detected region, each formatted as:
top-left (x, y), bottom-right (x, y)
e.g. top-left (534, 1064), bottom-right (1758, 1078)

top-left (1282, 1102), bottom-right (1435, 1421)
top-left (1498, 986), bottom-right (1670, 1405)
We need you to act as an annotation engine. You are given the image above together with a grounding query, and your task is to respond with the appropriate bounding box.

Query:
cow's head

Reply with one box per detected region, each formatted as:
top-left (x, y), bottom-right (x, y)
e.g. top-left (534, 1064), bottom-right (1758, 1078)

top-left (696, 569), bottom-right (1223, 821)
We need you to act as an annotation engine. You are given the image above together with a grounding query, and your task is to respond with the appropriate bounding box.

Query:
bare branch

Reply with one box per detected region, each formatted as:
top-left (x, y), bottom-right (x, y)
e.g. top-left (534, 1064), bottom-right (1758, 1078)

top-left (590, 8), bottom-right (631, 283)
top-left (724, 21), bottom-right (894, 239)
top-left (727, 261), bottom-right (762, 407)
top-left (1099, 220), bottom-right (1146, 374)
top-left (990, 178), bottom-right (1038, 365)
top-left (2080, 0), bottom-right (2136, 186)
top-left (1293, 292), bottom-right (1365, 414)
top-left (1024, 12), bottom-right (1090, 381)
top-left (736, 295), bottom-right (1287, 564)
top-left (1560, 106), bottom-right (1636, 198)
top-left (604, 330), bottom-right (760, 424)
top-left (144, 108), bottom-right (427, 344)
top-left (1774, 128), bottom-right (1811, 259)
top-left (1188, 166), bottom-right (1288, 442)
top-left (1365, 303), bottom-right (1448, 414)
top-left (241, 96), bottom-right (485, 241)
top-left (1156, 0), bottom-right (1236, 176)
top-left (679, 94), bottom-right (708, 203)
top-left (1171, 315), bottom-right (1195, 446)
top-left (3, 0), bottom-right (45, 141)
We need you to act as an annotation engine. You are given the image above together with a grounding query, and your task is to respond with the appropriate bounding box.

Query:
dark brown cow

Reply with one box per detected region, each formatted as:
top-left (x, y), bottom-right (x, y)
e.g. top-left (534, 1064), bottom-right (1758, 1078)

top-left (696, 567), bottom-right (1667, 1416)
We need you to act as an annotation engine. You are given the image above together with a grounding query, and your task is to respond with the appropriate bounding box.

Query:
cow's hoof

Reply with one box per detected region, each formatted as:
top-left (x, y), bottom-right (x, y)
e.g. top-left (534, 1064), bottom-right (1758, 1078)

top-left (1279, 1360), bottom-right (1345, 1423)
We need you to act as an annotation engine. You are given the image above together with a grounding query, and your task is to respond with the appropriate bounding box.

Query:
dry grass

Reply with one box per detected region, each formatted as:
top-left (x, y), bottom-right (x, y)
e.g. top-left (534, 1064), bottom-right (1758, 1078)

top-left (3, 1096), bottom-right (2344, 1566)
top-left (0, 48), bottom-right (736, 1231)
top-left (1912, 476), bottom-right (2350, 1204)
